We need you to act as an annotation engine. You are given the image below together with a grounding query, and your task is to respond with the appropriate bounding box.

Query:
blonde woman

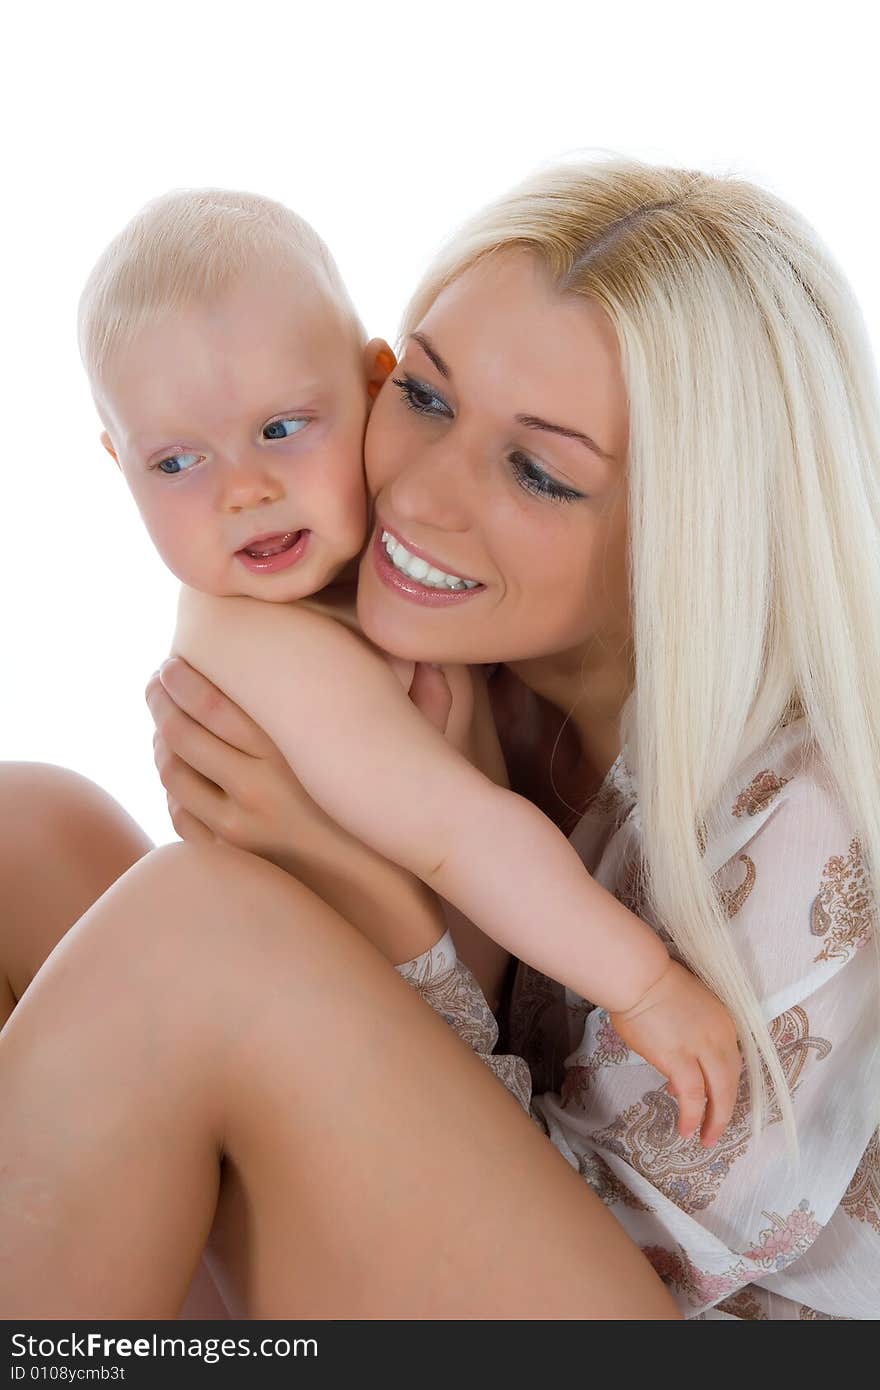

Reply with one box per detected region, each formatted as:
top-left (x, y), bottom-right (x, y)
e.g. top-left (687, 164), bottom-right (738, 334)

top-left (1, 161), bottom-right (877, 1319)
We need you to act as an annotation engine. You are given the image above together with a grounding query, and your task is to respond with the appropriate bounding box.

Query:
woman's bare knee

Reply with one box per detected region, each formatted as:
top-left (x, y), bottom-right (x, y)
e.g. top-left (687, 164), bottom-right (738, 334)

top-left (0, 762), bottom-right (152, 1014)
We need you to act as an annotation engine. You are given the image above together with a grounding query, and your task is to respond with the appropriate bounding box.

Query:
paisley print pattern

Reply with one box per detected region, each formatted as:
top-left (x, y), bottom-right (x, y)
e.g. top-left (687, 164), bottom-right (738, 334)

top-left (587, 1007), bottom-right (831, 1213)
top-left (840, 1132), bottom-right (880, 1235)
top-left (732, 770), bottom-right (790, 818)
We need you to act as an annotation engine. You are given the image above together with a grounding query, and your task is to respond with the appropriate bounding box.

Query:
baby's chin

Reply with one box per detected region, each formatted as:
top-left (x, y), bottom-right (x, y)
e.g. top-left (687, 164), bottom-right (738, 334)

top-left (167, 556), bottom-right (354, 603)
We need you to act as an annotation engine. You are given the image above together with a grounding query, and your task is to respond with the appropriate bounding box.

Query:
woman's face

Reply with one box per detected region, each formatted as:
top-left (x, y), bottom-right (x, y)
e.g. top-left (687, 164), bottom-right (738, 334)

top-left (358, 251), bottom-right (632, 669)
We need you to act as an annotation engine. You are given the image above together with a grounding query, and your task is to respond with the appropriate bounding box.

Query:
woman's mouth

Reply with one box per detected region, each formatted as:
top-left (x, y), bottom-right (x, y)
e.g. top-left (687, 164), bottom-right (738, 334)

top-left (372, 527), bottom-right (484, 605)
top-left (235, 530), bottom-right (310, 574)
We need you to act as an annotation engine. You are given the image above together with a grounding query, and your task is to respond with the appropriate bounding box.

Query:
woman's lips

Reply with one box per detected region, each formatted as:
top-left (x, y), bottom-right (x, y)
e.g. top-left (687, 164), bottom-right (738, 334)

top-left (235, 529), bottom-right (310, 574)
top-left (371, 528), bottom-right (484, 606)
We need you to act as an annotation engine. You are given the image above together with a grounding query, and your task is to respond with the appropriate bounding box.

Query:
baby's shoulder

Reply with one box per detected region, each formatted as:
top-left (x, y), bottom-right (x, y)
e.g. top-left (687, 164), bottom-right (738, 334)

top-left (175, 584), bottom-right (388, 676)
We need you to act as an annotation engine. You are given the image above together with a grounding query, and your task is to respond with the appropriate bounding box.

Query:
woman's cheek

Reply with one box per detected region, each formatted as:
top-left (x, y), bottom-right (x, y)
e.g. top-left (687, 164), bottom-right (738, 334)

top-left (363, 394), bottom-right (400, 495)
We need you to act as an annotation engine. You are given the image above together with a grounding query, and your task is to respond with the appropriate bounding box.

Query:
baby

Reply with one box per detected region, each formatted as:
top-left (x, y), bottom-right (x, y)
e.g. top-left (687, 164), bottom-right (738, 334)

top-left (79, 189), bottom-right (740, 1144)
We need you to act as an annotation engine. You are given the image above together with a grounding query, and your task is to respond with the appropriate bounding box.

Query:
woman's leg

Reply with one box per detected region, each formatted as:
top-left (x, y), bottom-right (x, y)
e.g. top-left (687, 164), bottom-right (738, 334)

top-left (0, 764), bottom-right (228, 1317)
top-left (0, 842), bottom-right (678, 1319)
top-left (0, 763), bottom-right (152, 1025)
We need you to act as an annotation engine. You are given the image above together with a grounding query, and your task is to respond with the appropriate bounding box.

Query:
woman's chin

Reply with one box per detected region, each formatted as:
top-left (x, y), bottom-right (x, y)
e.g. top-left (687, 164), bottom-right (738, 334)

top-left (356, 590), bottom-right (454, 664)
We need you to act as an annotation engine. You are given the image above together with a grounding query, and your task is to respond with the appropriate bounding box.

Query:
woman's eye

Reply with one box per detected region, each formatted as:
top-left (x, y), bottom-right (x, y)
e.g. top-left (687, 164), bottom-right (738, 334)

top-left (153, 452), bottom-right (202, 476)
top-left (392, 376), bottom-right (452, 418)
top-left (262, 417), bottom-right (308, 440)
top-left (510, 452), bottom-right (585, 504)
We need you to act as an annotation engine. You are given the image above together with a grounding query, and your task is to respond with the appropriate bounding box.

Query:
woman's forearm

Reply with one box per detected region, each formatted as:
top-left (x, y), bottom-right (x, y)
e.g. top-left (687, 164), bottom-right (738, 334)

top-left (268, 814), bottom-right (448, 967)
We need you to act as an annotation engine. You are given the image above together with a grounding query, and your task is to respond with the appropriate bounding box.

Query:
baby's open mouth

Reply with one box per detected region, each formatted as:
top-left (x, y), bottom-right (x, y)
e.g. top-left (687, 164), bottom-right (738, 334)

top-left (237, 531), bottom-right (302, 559)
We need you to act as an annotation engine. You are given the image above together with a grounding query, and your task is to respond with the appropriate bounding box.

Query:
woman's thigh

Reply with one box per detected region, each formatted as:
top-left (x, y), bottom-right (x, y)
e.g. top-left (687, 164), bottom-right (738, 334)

top-left (0, 840), bottom-right (678, 1319)
top-left (0, 762), bottom-right (152, 1023)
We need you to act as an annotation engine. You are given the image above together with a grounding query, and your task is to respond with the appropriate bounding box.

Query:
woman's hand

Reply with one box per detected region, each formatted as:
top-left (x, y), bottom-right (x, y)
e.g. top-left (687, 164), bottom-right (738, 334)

top-left (146, 658), bottom-right (331, 871)
top-left (145, 657), bottom-right (456, 870)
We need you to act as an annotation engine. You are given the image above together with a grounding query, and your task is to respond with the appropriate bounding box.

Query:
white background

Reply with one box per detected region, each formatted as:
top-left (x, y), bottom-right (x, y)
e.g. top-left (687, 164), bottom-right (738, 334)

top-left (2, 0), bottom-right (877, 845)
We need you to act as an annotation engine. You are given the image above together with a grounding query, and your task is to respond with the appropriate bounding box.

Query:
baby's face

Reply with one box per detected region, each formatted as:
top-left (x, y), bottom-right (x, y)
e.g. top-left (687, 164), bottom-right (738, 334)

top-left (96, 269), bottom-right (370, 600)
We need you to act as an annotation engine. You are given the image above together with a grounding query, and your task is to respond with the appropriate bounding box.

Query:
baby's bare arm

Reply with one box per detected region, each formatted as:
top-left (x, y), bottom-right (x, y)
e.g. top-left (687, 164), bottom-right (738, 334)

top-left (173, 587), bottom-right (667, 1009)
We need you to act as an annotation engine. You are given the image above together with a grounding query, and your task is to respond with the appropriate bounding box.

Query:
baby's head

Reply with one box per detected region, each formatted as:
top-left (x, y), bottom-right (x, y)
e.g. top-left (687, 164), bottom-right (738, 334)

top-left (80, 189), bottom-right (392, 599)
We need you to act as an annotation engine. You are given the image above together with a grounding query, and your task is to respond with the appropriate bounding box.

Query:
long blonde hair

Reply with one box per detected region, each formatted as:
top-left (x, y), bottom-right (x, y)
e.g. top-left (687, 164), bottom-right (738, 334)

top-left (403, 160), bottom-right (880, 1144)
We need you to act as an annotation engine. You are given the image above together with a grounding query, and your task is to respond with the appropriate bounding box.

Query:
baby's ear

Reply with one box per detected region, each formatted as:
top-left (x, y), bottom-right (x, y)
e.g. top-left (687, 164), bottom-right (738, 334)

top-left (100, 430), bottom-right (120, 468)
top-left (364, 338), bottom-right (397, 402)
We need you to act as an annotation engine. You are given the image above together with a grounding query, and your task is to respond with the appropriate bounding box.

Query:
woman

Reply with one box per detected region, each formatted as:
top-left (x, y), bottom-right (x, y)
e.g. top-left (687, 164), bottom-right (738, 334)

top-left (1, 161), bottom-right (877, 1319)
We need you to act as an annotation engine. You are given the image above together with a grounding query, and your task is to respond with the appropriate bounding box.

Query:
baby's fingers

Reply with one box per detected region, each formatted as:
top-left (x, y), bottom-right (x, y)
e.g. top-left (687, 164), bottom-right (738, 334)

top-left (697, 1049), bottom-right (743, 1148)
top-left (666, 1058), bottom-right (707, 1141)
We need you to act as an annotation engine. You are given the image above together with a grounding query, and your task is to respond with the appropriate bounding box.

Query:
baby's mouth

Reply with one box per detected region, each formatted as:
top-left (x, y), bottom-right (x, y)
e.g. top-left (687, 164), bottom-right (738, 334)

top-left (237, 530), bottom-right (302, 559)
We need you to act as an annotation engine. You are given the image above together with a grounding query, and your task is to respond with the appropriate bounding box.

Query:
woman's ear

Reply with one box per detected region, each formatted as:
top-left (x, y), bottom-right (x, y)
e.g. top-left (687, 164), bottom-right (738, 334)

top-left (364, 338), bottom-right (397, 403)
top-left (100, 431), bottom-right (120, 468)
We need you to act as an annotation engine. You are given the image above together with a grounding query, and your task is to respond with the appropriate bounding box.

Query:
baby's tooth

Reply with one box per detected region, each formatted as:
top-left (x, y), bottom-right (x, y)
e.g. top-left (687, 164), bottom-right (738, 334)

top-left (407, 557), bottom-right (429, 580)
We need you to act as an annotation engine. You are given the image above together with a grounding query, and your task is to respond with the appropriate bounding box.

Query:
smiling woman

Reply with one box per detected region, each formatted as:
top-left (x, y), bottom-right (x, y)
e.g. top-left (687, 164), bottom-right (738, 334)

top-left (358, 252), bottom-right (631, 672)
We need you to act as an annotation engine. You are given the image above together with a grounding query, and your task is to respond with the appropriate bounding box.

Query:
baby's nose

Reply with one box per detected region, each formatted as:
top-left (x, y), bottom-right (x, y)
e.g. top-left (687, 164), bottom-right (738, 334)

top-left (218, 463), bottom-right (285, 513)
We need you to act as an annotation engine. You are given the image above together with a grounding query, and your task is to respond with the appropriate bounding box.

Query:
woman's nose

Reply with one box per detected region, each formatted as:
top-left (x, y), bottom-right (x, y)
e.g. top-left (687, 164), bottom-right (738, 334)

top-left (386, 443), bottom-right (473, 533)
top-left (217, 458), bottom-right (286, 514)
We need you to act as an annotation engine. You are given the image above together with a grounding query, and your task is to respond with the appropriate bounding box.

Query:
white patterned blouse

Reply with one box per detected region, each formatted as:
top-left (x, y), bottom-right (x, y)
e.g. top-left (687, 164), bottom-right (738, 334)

top-left (399, 719), bottom-right (879, 1319)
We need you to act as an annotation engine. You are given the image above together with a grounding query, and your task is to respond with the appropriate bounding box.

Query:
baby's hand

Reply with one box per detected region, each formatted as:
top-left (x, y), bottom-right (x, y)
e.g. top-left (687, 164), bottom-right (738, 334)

top-left (609, 961), bottom-right (742, 1147)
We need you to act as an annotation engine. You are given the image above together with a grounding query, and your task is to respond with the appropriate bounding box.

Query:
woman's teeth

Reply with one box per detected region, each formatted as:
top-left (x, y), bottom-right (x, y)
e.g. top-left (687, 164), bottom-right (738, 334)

top-left (381, 531), bottom-right (478, 590)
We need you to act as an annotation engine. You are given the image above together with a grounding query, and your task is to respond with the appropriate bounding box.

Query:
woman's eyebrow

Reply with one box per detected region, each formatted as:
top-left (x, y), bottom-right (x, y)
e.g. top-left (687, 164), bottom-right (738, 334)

top-left (410, 332), bottom-right (451, 379)
top-left (516, 414), bottom-right (614, 462)
top-left (410, 331), bottom-right (613, 461)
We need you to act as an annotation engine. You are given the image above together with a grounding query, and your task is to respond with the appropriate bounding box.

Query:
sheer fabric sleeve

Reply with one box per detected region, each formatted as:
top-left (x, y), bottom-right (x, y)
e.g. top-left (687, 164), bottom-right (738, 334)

top-left (533, 747), bottom-right (879, 1318)
top-left (396, 930), bottom-right (533, 1113)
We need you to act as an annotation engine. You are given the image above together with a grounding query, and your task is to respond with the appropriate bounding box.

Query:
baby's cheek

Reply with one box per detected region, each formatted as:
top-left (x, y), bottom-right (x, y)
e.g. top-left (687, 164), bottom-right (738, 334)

top-left (140, 503), bottom-right (220, 591)
top-left (327, 446), bottom-right (371, 541)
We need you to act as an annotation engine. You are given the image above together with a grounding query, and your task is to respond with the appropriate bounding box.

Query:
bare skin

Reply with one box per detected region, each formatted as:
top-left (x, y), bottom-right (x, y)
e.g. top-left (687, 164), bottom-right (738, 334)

top-left (0, 763), bottom-right (152, 1026)
top-left (0, 837), bottom-right (679, 1319)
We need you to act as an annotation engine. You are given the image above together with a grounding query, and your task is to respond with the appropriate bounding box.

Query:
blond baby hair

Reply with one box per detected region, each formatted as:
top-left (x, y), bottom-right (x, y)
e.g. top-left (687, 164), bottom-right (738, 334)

top-left (78, 187), bottom-right (364, 381)
top-left (403, 160), bottom-right (880, 1146)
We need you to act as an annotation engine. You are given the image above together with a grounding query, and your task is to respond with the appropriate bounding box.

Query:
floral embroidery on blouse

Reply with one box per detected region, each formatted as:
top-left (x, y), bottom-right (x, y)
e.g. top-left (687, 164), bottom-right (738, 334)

top-left (644, 1202), bottom-right (821, 1309)
top-left (810, 838), bottom-right (874, 964)
top-left (840, 1131), bottom-right (880, 1235)
top-left (585, 1007), bottom-right (832, 1214)
top-left (642, 1242), bottom-right (743, 1306)
top-left (732, 769), bottom-right (790, 818)
top-left (742, 1201), bottom-right (822, 1270)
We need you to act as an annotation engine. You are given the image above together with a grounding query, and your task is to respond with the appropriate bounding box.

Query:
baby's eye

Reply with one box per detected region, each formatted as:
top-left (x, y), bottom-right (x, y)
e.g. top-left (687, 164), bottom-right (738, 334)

top-left (262, 417), bottom-right (308, 440)
top-left (154, 452), bottom-right (202, 476)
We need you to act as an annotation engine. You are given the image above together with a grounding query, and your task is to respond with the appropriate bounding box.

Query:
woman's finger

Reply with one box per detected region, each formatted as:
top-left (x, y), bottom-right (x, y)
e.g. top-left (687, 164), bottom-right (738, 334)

top-left (147, 682), bottom-right (261, 797)
top-left (155, 657), bottom-right (277, 757)
top-left (408, 663), bottom-right (452, 734)
top-left (666, 1057), bottom-right (707, 1141)
top-left (166, 799), bottom-right (218, 845)
top-left (155, 741), bottom-right (228, 831)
